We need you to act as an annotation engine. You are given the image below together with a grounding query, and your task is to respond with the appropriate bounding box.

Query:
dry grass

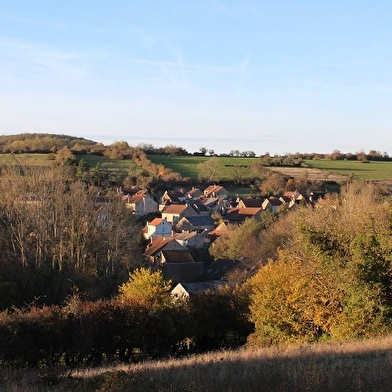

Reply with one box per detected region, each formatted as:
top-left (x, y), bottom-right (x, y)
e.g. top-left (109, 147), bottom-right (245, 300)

top-left (269, 166), bottom-right (345, 182)
top-left (2, 335), bottom-right (392, 391)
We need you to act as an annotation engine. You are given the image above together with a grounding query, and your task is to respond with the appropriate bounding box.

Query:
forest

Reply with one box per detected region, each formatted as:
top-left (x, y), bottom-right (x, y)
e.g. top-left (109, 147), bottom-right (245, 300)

top-left (1, 133), bottom-right (392, 371)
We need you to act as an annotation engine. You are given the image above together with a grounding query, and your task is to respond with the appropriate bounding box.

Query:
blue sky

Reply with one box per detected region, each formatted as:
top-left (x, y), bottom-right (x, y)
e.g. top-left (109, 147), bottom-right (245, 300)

top-left (1, 1), bottom-right (391, 155)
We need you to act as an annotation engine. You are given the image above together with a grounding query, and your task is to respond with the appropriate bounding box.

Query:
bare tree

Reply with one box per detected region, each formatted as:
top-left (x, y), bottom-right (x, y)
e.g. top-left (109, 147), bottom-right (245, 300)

top-left (0, 166), bottom-right (143, 303)
top-left (197, 157), bottom-right (222, 182)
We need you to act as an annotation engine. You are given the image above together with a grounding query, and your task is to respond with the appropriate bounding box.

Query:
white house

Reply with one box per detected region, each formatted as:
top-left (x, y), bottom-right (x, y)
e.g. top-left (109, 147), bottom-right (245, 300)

top-left (124, 190), bottom-right (158, 216)
top-left (171, 281), bottom-right (227, 301)
top-left (143, 217), bottom-right (173, 240)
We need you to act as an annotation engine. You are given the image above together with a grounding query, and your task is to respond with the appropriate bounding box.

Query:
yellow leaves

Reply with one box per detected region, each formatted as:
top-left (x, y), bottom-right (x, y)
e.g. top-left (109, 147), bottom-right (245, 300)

top-left (118, 268), bottom-right (172, 308)
top-left (249, 250), bottom-right (346, 344)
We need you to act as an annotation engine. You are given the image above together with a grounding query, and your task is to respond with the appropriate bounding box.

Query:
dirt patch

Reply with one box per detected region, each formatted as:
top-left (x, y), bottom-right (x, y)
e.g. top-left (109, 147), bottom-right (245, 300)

top-left (268, 166), bottom-right (345, 183)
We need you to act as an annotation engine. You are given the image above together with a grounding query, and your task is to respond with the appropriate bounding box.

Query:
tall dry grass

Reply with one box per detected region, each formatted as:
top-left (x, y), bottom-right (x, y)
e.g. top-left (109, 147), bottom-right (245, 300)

top-left (2, 334), bottom-right (392, 391)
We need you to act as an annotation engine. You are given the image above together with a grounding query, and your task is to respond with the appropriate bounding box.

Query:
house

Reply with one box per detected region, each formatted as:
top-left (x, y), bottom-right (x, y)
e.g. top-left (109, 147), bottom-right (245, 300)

top-left (223, 207), bottom-right (262, 223)
top-left (236, 197), bottom-right (264, 209)
top-left (118, 186), bottom-right (140, 197)
top-left (176, 216), bottom-right (215, 232)
top-left (279, 195), bottom-right (295, 205)
top-left (262, 197), bottom-right (283, 213)
top-left (174, 231), bottom-right (210, 249)
top-left (161, 189), bottom-right (187, 204)
top-left (143, 236), bottom-right (181, 264)
top-left (161, 203), bottom-right (200, 224)
top-left (144, 237), bottom-right (204, 283)
top-left (201, 196), bottom-right (230, 215)
top-left (186, 187), bottom-right (204, 200)
top-left (142, 217), bottom-right (173, 240)
top-left (124, 190), bottom-right (158, 216)
top-left (203, 185), bottom-right (229, 199)
top-left (208, 221), bottom-right (234, 241)
top-left (160, 247), bottom-right (204, 283)
top-left (161, 248), bottom-right (195, 264)
top-left (188, 199), bottom-right (210, 216)
top-left (283, 190), bottom-right (304, 202)
top-left (171, 281), bottom-right (228, 301)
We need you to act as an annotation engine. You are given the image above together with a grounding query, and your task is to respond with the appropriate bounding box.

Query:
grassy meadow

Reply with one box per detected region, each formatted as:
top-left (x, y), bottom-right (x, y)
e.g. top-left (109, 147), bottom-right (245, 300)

top-left (147, 155), bottom-right (257, 180)
top-left (149, 155), bottom-right (392, 182)
top-left (0, 153), bottom-right (57, 167)
top-left (80, 154), bottom-right (145, 176)
top-left (305, 159), bottom-right (392, 181)
top-left (3, 335), bottom-right (392, 391)
top-left (0, 153), bottom-right (392, 188)
top-left (1, 153), bottom-right (392, 183)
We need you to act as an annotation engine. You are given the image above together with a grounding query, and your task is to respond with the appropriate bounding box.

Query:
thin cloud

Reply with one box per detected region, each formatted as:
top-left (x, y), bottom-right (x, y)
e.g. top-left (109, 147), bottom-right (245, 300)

top-left (238, 51), bottom-right (252, 72)
top-left (0, 37), bottom-right (91, 82)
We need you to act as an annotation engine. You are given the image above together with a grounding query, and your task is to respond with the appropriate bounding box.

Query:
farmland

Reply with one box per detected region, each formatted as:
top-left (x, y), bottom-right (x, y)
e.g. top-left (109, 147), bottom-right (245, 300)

top-left (305, 159), bottom-right (392, 181)
top-left (147, 155), bottom-right (392, 182)
top-left (147, 155), bottom-right (257, 180)
top-left (1, 153), bottom-right (392, 183)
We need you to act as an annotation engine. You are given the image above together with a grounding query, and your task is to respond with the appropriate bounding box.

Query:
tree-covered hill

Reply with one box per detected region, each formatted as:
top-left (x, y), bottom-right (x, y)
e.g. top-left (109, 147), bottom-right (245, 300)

top-left (0, 133), bottom-right (101, 154)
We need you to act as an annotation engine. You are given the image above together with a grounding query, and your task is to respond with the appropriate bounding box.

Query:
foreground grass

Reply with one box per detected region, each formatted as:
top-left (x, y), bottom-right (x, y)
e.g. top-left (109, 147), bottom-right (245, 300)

top-left (3, 335), bottom-right (392, 391)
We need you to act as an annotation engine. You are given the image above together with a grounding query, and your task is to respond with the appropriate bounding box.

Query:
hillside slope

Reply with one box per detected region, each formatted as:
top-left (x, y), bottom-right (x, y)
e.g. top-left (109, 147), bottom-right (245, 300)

top-left (3, 335), bottom-right (392, 391)
top-left (0, 133), bottom-right (99, 153)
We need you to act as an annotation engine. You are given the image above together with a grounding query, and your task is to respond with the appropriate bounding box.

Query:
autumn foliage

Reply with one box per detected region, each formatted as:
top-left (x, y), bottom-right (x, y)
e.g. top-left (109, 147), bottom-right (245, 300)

top-left (248, 182), bottom-right (392, 345)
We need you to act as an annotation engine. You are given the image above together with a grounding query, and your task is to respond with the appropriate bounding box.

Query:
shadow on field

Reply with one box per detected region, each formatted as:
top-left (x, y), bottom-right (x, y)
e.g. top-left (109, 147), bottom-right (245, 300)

top-left (5, 341), bottom-right (389, 392)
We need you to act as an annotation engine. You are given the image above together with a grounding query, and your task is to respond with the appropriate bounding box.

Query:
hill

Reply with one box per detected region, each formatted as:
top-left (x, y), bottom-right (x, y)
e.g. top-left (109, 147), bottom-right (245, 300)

top-left (1, 133), bottom-right (392, 186)
top-left (0, 133), bottom-right (100, 153)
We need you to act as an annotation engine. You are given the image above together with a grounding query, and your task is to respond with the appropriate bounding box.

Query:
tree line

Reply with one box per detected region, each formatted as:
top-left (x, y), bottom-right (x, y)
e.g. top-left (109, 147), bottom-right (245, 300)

top-left (1, 133), bottom-right (390, 162)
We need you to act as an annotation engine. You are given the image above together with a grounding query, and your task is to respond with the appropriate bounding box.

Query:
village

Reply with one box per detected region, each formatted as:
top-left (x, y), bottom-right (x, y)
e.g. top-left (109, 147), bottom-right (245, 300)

top-left (113, 184), bottom-right (325, 300)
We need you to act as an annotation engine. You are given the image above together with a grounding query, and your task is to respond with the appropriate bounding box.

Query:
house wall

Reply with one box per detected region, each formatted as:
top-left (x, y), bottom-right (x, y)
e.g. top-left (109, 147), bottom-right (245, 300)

top-left (153, 221), bottom-right (172, 238)
top-left (134, 196), bottom-right (158, 216)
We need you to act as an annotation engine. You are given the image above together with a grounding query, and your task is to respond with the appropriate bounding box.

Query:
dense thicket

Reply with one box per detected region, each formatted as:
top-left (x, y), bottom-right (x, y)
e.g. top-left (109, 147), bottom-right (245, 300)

top-left (0, 284), bottom-right (251, 368)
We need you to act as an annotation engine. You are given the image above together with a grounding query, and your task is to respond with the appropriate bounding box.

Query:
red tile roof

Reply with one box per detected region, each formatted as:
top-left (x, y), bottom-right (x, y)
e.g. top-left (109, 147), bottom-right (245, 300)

top-left (162, 249), bottom-right (195, 264)
top-left (162, 204), bottom-right (188, 214)
top-left (148, 218), bottom-right (163, 226)
top-left (144, 236), bottom-right (175, 256)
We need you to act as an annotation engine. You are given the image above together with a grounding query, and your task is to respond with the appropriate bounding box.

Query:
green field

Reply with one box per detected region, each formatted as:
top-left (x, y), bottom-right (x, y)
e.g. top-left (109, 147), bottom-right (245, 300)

top-left (0, 153), bottom-right (57, 167)
top-left (79, 154), bottom-right (143, 174)
top-left (149, 155), bottom-right (392, 182)
top-left (147, 155), bottom-right (257, 179)
top-left (2, 153), bottom-right (392, 183)
top-left (305, 159), bottom-right (392, 181)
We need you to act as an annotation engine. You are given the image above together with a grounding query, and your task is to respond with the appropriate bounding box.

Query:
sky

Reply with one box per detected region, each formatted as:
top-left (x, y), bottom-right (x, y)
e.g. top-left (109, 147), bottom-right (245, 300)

top-left (1, 1), bottom-right (391, 156)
